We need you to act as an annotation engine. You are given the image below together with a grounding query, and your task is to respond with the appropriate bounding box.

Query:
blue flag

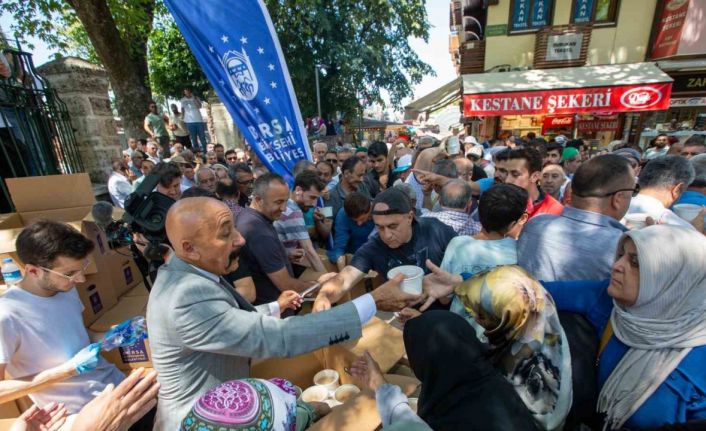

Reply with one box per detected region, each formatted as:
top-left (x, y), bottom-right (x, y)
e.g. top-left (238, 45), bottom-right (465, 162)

top-left (164, 0), bottom-right (312, 184)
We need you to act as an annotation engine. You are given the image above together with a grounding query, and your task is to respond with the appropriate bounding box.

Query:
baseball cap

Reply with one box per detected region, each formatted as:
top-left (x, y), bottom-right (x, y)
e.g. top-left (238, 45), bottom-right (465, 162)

top-left (464, 136), bottom-right (479, 145)
top-left (392, 154), bottom-right (413, 173)
top-left (372, 188), bottom-right (413, 215)
top-left (355, 147), bottom-right (368, 154)
top-left (170, 155), bottom-right (187, 164)
top-left (561, 147), bottom-right (580, 162)
top-left (466, 145), bottom-right (483, 159)
top-left (613, 148), bottom-right (642, 163)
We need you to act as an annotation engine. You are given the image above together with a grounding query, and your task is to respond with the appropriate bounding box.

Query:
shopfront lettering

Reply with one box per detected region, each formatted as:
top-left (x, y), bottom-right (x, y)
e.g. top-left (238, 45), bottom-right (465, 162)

top-left (463, 83), bottom-right (672, 117)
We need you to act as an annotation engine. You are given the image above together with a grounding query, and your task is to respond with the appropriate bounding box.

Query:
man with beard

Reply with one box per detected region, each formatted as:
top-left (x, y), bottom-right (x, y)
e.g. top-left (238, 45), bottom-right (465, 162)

top-left (147, 196), bottom-right (420, 430)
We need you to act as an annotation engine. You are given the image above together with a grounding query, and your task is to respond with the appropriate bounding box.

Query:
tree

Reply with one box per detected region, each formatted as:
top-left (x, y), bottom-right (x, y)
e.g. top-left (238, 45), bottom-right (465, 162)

top-left (264, 0), bottom-right (434, 118)
top-left (1, 0), bottom-right (157, 139)
top-left (148, 18), bottom-right (210, 99)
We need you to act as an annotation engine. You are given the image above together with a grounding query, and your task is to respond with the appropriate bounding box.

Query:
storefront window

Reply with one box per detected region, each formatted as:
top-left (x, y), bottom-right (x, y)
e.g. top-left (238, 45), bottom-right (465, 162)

top-left (571, 0), bottom-right (619, 25)
top-left (509, 0), bottom-right (554, 33)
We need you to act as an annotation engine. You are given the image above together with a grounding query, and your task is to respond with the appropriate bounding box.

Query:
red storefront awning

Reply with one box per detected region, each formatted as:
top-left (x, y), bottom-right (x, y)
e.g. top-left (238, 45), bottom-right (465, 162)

top-left (462, 63), bottom-right (673, 117)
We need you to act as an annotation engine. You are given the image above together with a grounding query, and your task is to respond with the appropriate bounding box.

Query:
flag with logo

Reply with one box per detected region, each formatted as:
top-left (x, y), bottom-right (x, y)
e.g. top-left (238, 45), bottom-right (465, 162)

top-left (164, 0), bottom-right (312, 183)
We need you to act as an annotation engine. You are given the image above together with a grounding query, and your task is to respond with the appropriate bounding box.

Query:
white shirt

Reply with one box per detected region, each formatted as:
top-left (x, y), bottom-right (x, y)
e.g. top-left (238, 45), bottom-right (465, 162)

top-left (180, 96), bottom-right (203, 123)
top-left (0, 287), bottom-right (124, 413)
top-left (107, 172), bottom-right (133, 209)
top-left (625, 193), bottom-right (694, 229)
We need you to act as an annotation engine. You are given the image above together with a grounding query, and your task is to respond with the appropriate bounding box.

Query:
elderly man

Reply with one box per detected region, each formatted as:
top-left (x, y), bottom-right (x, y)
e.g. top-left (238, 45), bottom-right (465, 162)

top-left (147, 197), bottom-right (419, 430)
top-left (314, 187), bottom-right (456, 312)
top-left (145, 141), bottom-right (161, 164)
top-left (312, 141), bottom-right (328, 163)
top-left (108, 160), bottom-right (132, 209)
top-left (325, 157), bottom-right (371, 219)
top-left (519, 155), bottom-right (634, 282)
top-left (625, 155), bottom-right (695, 228)
top-left (195, 167), bottom-right (217, 194)
top-left (422, 180), bottom-right (480, 236)
top-left (540, 164), bottom-right (566, 201)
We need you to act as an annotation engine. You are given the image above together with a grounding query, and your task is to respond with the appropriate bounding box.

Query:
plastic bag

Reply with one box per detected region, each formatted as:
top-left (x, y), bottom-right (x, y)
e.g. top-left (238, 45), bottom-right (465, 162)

top-left (101, 316), bottom-right (148, 352)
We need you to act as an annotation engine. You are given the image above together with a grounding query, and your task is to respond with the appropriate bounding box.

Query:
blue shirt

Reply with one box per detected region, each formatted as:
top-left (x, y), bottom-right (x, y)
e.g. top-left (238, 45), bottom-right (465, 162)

top-left (676, 190), bottom-right (706, 207)
top-left (477, 177), bottom-right (494, 195)
top-left (326, 210), bottom-right (374, 264)
top-left (518, 206), bottom-right (627, 282)
top-left (543, 279), bottom-right (706, 428)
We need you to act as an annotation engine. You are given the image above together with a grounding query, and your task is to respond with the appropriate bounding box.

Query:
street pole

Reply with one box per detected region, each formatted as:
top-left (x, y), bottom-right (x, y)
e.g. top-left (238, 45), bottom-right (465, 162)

top-left (314, 65), bottom-right (322, 119)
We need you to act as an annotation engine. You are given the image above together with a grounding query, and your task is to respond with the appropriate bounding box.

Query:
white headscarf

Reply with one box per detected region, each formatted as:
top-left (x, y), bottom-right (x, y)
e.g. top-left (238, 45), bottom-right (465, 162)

top-left (597, 225), bottom-right (706, 429)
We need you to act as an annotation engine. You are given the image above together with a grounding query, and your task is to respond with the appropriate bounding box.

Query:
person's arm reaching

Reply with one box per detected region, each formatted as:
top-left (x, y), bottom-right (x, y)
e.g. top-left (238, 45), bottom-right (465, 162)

top-left (267, 267), bottom-right (317, 293)
top-left (327, 211), bottom-right (352, 265)
top-left (312, 265), bottom-right (366, 312)
top-left (234, 276), bottom-right (256, 303)
top-left (313, 208), bottom-right (332, 240)
top-left (299, 238), bottom-right (327, 273)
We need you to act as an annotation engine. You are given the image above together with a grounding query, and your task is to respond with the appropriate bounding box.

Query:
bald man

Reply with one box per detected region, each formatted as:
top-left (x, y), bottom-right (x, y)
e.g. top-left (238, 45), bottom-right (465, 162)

top-left (147, 197), bottom-right (418, 431)
top-left (540, 164), bottom-right (566, 201)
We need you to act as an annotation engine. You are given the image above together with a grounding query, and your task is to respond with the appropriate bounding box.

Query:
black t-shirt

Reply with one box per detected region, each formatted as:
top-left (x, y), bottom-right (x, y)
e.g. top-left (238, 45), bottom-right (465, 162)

top-left (471, 164), bottom-right (487, 181)
top-left (235, 207), bottom-right (292, 305)
top-left (223, 259), bottom-right (252, 285)
top-left (349, 218), bottom-right (457, 279)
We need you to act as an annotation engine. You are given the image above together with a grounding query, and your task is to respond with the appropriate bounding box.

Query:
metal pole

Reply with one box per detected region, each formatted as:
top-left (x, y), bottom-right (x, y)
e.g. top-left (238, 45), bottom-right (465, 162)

top-left (314, 65), bottom-right (322, 119)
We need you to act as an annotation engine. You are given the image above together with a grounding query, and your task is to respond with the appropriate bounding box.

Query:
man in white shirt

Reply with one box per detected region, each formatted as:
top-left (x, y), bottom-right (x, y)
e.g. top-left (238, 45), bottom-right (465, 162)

top-left (107, 160), bottom-right (133, 209)
top-left (626, 155), bottom-right (696, 228)
top-left (180, 88), bottom-right (208, 152)
top-left (0, 221), bottom-right (125, 413)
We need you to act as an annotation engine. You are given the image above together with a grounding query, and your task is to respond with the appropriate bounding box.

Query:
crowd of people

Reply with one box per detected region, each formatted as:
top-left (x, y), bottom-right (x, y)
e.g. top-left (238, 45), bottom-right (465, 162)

top-left (2, 125), bottom-right (706, 431)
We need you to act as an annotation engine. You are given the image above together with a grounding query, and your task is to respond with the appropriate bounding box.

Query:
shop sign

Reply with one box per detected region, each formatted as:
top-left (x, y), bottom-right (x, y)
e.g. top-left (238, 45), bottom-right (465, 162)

top-left (463, 83), bottom-right (672, 116)
top-left (546, 33), bottom-right (584, 61)
top-left (577, 118), bottom-right (620, 132)
top-left (542, 115), bottom-right (574, 134)
top-left (651, 0), bottom-right (706, 59)
top-left (671, 73), bottom-right (706, 95)
top-left (670, 97), bottom-right (706, 107)
top-left (485, 24), bottom-right (508, 37)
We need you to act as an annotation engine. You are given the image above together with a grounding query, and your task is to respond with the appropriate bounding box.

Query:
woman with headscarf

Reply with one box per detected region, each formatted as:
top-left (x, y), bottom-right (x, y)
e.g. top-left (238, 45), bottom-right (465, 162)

top-left (180, 377), bottom-right (326, 431)
top-left (541, 225), bottom-right (706, 429)
top-left (402, 310), bottom-right (539, 430)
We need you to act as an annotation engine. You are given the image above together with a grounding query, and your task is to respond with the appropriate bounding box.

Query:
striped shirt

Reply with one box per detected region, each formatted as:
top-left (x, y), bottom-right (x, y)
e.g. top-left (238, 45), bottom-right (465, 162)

top-left (273, 199), bottom-right (311, 249)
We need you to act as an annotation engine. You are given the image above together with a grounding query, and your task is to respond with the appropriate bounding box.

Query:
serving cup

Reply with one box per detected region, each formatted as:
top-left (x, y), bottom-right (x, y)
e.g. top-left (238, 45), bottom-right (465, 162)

top-left (387, 265), bottom-right (424, 295)
top-left (408, 397), bottom-right (418, 413)
top-left (333, 384), bottom-right (360, 404)
top-left (624, 213), bottom-right (649, 230)
top-left (673, 204), bottom-right (703, 222)
top-left (321, 206), bottom-right (334, 217)
top-left (301, 385), bottom-right (329, 403)
top-left (313, 369), bottom-right (340, 394)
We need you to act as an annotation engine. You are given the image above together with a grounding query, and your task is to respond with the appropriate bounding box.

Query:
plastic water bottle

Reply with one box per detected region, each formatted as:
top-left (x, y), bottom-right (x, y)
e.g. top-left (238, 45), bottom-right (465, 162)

top-left (1, 257), bottom-right (23, 286)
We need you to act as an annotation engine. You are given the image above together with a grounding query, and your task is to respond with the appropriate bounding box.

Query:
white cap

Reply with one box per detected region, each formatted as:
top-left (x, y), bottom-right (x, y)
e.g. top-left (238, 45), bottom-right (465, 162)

top-left (464, 136), bottom-right (479, 145)
top-left (465, 145), bottom-right (483, 158)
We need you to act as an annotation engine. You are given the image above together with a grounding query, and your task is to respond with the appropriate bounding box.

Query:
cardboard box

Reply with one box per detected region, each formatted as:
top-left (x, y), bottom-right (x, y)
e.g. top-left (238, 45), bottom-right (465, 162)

top-left (75, 271), bottom-right (118, 326)
top-left (103, 249), bottom-right (143, 298)
top-left (0, 401), bottom-right (19, 419)
top-left (252, 317), bottom-right (405, 388)
top-left (89, 295), bottom-right (151, 371)
top-left (0, 174), bottom-right (113, 276)
top-left (123, 282), bottom-right (149, 298)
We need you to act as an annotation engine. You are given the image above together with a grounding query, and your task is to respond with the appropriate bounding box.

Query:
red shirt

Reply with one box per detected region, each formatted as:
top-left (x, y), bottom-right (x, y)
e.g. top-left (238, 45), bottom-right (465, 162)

top-left (527, 191), bottom-right (564, 219)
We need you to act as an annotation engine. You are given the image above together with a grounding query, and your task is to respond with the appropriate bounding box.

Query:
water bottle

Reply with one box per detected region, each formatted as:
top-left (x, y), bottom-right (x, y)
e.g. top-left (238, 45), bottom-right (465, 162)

top-left (1, 257), bottom-right (23, 286)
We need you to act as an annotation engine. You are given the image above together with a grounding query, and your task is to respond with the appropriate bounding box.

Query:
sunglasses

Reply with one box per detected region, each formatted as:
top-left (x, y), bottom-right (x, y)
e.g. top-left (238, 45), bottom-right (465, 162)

top-left (578, 184), bottom-right (640, 198)
top-left (227, 157), bottom-right (237, 161)
top-left (325, 158), bottom-right (338, 164)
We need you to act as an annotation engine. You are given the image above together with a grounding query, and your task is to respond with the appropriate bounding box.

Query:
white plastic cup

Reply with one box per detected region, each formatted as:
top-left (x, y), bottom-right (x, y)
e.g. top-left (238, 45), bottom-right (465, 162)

top-left (313, 369), bottom-right (340, 394)
top-left (387, 265), bottom-right (424, 295)
top-left (334, 384), bottom-right (360, 404)
top-left (321, 206), bottom-right (333, 217)
top-left (624, 213), bottom-right (649, 230)
top-left (673, 204), bottom-right (703, 222)
top-left (301, 385), bottom-right (329, 403)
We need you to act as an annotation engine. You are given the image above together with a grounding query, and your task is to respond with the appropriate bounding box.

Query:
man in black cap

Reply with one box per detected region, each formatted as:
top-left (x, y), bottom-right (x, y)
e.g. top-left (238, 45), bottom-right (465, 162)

top-left (313, 187), bottom-right (456, 312)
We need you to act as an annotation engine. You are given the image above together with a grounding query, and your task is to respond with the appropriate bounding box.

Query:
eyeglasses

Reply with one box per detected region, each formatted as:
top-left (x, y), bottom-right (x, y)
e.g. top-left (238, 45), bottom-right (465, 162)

top-left (578, 184), bottom-right (640, 198)
top-left (325, 158), bottom-right (338, 164)
top-left (38, 260), bottom-right (91, 283)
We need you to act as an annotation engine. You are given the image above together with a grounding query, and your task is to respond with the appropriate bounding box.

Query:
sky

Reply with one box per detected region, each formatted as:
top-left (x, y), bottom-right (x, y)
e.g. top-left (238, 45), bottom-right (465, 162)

top-left (0, 2), bottom-right (454, 107)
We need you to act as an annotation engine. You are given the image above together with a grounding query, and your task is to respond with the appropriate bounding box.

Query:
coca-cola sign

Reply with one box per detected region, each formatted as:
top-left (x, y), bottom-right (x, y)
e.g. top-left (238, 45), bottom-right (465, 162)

top-left (620, 87), bottom-right (664, 109)
top-left (542, 115), bottom-right (574, 134)
top-left (463, 83), bottom-right (672, 116)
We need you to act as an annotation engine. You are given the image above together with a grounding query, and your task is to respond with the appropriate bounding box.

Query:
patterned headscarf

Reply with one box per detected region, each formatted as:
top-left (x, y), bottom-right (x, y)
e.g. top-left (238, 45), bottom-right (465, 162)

top-left (455, 265), bottom-right (572, 430)
top-left (598, 225), bottom-right (706, 429)
top-left (181, 378), bottom-right (298, 431)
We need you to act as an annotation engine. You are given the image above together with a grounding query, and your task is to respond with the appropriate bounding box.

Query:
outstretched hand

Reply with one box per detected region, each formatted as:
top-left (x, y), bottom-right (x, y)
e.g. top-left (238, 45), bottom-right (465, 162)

top-left (277, 290), bottom-right (303, 312)
top-left (420, 259), bottom-right (462, 311)
top-left (371, 273), bottom-right (423, 311)
top-left (349, 351), bottom-right (386, 392)
top-left (10, 403), bottom-right (68, 431)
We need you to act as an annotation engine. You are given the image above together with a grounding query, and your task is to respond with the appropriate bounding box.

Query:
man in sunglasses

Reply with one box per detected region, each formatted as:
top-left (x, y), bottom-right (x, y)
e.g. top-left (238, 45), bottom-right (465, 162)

top-left (518, 154), bottom-right (636, 283)
top-left (0, 221), bottom-right (149, 423)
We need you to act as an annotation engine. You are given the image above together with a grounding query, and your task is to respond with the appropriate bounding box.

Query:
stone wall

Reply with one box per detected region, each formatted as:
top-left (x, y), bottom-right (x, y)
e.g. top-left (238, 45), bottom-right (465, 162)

top-left (37, 57), bottom-right (121, 183)
top-left (208, 94), bottom-right (245, 150)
